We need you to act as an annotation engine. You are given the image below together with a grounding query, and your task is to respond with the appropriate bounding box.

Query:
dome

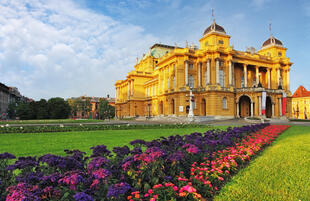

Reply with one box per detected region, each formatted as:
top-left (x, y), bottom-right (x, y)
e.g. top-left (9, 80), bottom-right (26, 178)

top-left (203, 21), bottom-right (226, 35)
top-left (262, 35), bottom-right (283, 48)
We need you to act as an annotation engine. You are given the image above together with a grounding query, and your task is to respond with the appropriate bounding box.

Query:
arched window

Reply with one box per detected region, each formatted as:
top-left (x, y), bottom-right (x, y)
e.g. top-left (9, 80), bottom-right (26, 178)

top-left (189, 75), bottom-right (194, 88)
top-left (222, 97), bottom-right (227, 109)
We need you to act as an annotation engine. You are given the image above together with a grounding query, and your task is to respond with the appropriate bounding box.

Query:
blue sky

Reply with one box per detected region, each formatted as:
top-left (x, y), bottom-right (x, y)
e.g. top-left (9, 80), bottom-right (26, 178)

top-left (0, 0), bottom-right (309, 100)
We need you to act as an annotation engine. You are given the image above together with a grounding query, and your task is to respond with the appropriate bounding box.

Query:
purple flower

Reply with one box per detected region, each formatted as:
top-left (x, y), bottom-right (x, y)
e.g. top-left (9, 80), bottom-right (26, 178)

top-left (41, 173), bottom-right (61, 185)
top-left (6, 156), bottom-right (38, 171)
top-left (167, 151), bottom-right (185, 162)
top-left (130, 139), bottom-right (146, 146)
top-left (90, 145), bottom-right (111, 157)
top-left (90, 168), bottom-right (111, 188)
top-left (121, 156), bottom-right (134, 171)
top-left (113, 146), bottom-right (130, 157)
top-left (39, 154), bottom-right (84, 171)
top-left (6, 183), bottom-right (40, 201)
top-left (182, 144), bottom-right (200, 154)
top-left (107, 182), bottom-right (131, 198)
top-left (58, 171), bottom-right (85, 190)
top-left (130, 147), bottom-right (142, 154)
top-left (87, 157), bottom-right (109, 173)
top-left (0, 152), bottom-right (16, 160)
top-left (16, 171), bottom-right (43, 185)
top-left (73, 192), bottom-right (94, 201)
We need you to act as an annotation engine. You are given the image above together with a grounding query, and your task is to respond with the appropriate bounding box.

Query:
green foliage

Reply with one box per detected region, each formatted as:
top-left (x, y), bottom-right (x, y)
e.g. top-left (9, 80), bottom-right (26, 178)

top-left (36, 99), bottom-right (49, 119)
top-left (214, 126), bottom-right (310, 201)
top-left (47, 97), bottom-right (71, 119)
top-left (16, 102), bottom-right (32, 120)
top-left (98, 99), bottom-right (115, 119)
top-left (7, 102), bottom-right (18, 119)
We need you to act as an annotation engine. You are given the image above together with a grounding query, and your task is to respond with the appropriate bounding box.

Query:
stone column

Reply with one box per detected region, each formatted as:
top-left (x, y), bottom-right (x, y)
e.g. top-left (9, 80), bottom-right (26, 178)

top-left (128, 81), bottom-right (130, 98)
top-left (216, 59), bottom-right (219, 84)
top-left (277, 68), bottom-right (280, 87)
top-left (232, 62), bottom-right (235, 86)
top-left (251, 102), bottom-right (254, 117)
top-left (287, 69), bottom-right (290, 91)
top-left (207, 60), bottom-right (210, 84)
top-left (267, 68), bottom-right (271, 89)
top-left (258, 96), bottom-right (261, 116)
top-left (256, 66), bottom-right (259, 86)
top-left (229, 61), bottom-right (232, 85)
top-left (185, 61), bottom-right (188, 86)
top-left (279, 98), bottom-right (282, 116)
top-left (272, 103), bottom-right (275, 118)
top-left (131, 80), bottom-right (133, 96)
top-left (236, 102), bottom-right (239, 118)
top-left (198, 62), bottom-right (201, 87)
top-left (243, 64), bottom-right (247, 87)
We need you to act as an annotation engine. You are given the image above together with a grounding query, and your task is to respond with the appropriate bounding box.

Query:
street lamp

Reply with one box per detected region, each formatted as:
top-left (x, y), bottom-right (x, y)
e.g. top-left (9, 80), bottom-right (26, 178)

top-left (188, 87), bottom-right (194, 118)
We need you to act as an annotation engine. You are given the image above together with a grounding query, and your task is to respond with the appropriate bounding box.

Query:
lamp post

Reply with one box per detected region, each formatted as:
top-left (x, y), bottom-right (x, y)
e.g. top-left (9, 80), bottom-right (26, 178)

top-left (188, 87), bottom-right (194, 118)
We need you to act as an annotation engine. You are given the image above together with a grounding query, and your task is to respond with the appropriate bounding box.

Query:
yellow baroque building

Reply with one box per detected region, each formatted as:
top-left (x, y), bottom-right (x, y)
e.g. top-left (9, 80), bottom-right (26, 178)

top-left (292, 86), bottom-right (310, 119)
top-left (115, 20), bottom-right (293, 119)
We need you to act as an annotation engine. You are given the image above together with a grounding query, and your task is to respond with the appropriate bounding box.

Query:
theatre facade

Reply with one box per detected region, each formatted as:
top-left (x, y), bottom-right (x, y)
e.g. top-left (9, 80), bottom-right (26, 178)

top-left (115, 20), bottom-right (293, 119)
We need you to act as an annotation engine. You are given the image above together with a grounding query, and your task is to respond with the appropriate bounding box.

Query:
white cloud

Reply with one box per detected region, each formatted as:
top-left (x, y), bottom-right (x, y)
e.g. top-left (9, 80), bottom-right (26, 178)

top-left (0, 0), bottom-right (157, 100)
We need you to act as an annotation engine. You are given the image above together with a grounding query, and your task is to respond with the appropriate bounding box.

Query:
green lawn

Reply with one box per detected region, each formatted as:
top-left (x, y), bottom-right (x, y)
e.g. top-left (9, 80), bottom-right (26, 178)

top-left (0, 127), bottom-right (221, 157)
top-left (0, 119), bottom-right (104, 125)
top-left (214, 125), bottom-right (310, 201)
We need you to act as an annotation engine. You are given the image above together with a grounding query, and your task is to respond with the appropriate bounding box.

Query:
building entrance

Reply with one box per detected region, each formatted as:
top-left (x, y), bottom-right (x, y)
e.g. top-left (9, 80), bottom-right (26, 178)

top-left (239, 95), bottom-right (251, 117)
top-left (266, 96), bottom-right (272, 118)
top-left (201, 99), bottom-right (206, 116)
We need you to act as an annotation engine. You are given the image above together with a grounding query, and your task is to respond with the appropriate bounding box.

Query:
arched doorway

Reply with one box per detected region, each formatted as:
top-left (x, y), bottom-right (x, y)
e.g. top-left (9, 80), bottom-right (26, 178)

top-left (201, 98), bottom-right (206, 116)
top-left (266, 96), bottom-right (272, 118)
top-left (239, 95), bottom-right (251, 117)
top-left (171, 99), bottom-right (175, 114)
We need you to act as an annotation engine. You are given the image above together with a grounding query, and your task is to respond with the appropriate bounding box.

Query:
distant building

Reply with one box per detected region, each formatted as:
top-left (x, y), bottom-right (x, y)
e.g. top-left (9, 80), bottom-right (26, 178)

top-left (0, 82), bottom-right (9, 116)
top-left (8, 87), bottom-right (22, 103)
top-left (0, 83), bottom-right (30, 119)
top-left (292, 86), bottom-right (310, 119)
top-left (68, 96), bottom-right (115, 119)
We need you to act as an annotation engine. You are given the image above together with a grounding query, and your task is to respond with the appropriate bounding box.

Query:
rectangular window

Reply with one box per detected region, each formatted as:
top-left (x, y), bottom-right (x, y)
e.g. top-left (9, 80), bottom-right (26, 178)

top-left (189, 75), bottom-right (194, 88)
top-left (219, 69), bottom-right (225, 87)
top-left (218, 40), bottom-right (224, 45)
top-left (189, 63), bottom-right (194, 69)
top-left (241, 76), bottom-right (245, 88)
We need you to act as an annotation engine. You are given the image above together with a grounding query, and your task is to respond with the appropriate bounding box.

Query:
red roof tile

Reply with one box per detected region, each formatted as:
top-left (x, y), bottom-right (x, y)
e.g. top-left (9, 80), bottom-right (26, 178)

top-left (292, 86), bottom-right (310, 98)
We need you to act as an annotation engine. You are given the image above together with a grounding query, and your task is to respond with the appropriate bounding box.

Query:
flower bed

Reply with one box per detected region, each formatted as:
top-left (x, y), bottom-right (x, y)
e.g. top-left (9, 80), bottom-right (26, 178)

top-left (0, 123), bottom-right (209, 134)
top-left (0, 124), bottom-right (289, 201)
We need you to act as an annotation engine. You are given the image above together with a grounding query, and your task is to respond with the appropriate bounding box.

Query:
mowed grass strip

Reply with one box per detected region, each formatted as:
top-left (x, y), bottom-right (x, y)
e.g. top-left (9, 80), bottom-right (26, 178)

top-left (214, 125), bottom-right (310, 201)
top-left (0, 127), bottom-right (223, 157)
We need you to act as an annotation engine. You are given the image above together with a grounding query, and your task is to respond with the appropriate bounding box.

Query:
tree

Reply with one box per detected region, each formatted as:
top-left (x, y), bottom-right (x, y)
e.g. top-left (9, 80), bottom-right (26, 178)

top-left (47, 97), bottom-right (71, 119)
top-left (16, 102), bottom-right (32, 120)
top-left (36, 99), bottom-right (49, 119)
top-left (7, 102), bottom-right (18, 119)
top-left (98, 99), bottom-right (115, 120)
